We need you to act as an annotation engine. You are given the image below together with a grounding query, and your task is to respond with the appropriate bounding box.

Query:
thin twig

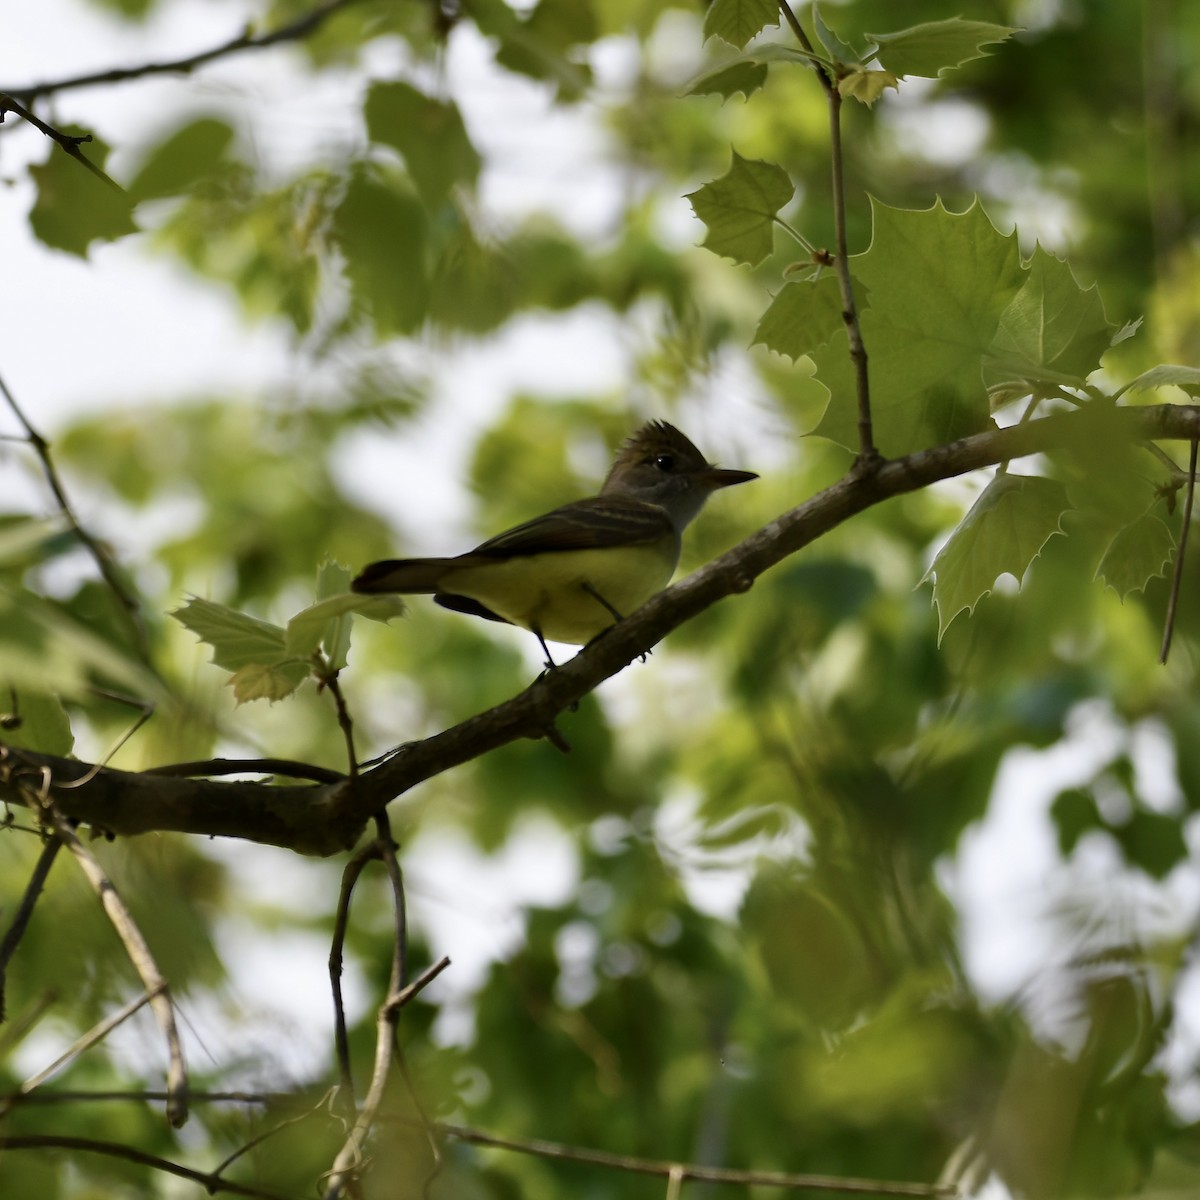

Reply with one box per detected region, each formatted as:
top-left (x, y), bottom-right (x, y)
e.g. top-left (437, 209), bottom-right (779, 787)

top-left (321, 668), bottom-right (359, 778)
top-left (321, 810), bottom-right (418, 1199)
top-left (0, 835), bottom-right (62, 1022)
top-left (777, 0), bottom-right (875, 467)
top-left (0, 93), bottom-right (123, 191)
top-left (0, 371), bottom-right (151, 663)
top-left (432, 1121), bottom-right (958, 1197)
top-left (1160, 438), bottom-right (1197, 663)
top-left (328, 842), bottom-right (379, 1110)
top-left (211, 1086), bottom-right (339, 1178)
top-left (321, 958), bottom-right (449, 1200)
top-left (44, 805), bottom-right (189, 1127)
top-left (0, 1136), bottom-right (299, 1200)
top-left (1, 0), bottom-right (364, 103)
top-left (0, 988), bottom-right (161, 1116)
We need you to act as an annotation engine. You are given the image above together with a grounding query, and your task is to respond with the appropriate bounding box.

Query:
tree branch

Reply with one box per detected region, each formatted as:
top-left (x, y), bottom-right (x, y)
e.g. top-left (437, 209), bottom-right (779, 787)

top-left (1, 404), bottom-right (1197, 854)
top-left (1, 0), bottom-right (366, 104)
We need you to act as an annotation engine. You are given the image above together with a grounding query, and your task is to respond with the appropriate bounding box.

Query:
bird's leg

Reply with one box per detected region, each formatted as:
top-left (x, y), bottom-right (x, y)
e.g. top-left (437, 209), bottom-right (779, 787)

top-left (581, 581), bottom-right (624, 624)
top-left (580, 583), bottom-right (650, 663)
top-left (535, 630), bottom-right (558, 671)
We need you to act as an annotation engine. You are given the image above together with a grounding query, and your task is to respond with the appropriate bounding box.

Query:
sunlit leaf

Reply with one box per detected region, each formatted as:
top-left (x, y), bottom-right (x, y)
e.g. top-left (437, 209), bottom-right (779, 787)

top-left (838, 68), bottom-right (899, 105)
top-left (0, 689), bottom-right (74, 755)
top-left (172, 597), bottom-right (287, 670)
top-left (227, 661), bottom-right (309, 704)
top-left (1124, 364), bottom-right (1200, 397)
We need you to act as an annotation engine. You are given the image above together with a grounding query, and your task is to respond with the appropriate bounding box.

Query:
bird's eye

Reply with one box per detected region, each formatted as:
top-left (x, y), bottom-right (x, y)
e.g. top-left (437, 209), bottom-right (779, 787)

top-left (652, 453), bottom-right (675, 471)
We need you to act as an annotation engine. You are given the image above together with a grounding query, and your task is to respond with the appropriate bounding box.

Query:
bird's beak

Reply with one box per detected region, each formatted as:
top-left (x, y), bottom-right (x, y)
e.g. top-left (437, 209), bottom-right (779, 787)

top-left (698, 467), bottom-right (759, 490)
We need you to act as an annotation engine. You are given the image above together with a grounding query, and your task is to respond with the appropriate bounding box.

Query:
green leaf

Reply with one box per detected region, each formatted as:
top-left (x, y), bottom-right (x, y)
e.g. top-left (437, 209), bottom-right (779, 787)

top-left (1051, 788), bottom-right (1103, 855)
top-left (686, 152), bottom-right (793, 266)
top-left (867, 19), bottom-right (1019, 79)
top-left (285, 591), bottom-right (406, 663)
top-left (0, 690), bottom-right (74, 756)
top-left (988, 246), bottom-right (1114, 385)
top-left (685, 60), bottom-right (769, 100)
top-left (333, 168), bottom-right (429, 335)
top-left (703, 0), bottom-right (780, 49)
top-left (813, 199), bottom-right (1025, 455)
top-left (227, 661), bottom-right (309, 705)
top-left (172, 597), bottom-right (288, 670)
top-left (753, 272), bottom-right (847, 360)
top-left (838, 68), bottom-right (900, 105)
top-left (1096, 510), bottom-right (1176, 599)
top-left (128, 117), bottom-right (235, 201)
top-left (925, 473), bottom-right (1070, 639)
top-left (1124, 364), bottom-right (1200, 397)
top-left (364, 81), bottom-right (481, 206)
top-left (1115, 808), bottom-right (1188, 879)
top-left (812, 3), bottom-right (859, 63)
top-left (28, 131), bottom-right (137, 257)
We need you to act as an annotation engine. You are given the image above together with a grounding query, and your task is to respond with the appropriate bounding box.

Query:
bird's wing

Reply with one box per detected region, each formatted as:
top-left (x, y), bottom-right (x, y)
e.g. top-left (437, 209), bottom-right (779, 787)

top-left (471, 495), bottom-right (674, 557)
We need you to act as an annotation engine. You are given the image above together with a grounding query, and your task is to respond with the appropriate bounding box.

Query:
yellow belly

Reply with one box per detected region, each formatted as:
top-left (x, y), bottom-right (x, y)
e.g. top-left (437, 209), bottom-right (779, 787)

top-left (439, 542), bottom-right (678, 645)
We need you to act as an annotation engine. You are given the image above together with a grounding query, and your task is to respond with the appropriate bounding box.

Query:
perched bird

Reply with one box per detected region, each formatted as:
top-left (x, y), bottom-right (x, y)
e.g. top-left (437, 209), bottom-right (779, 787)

top-left (352, 420), bottom-right (757, 665)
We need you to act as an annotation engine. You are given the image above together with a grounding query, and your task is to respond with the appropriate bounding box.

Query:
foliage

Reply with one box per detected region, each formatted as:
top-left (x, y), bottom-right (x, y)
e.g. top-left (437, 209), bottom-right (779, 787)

top-left (3, 1), bottom-right (1200, 1198)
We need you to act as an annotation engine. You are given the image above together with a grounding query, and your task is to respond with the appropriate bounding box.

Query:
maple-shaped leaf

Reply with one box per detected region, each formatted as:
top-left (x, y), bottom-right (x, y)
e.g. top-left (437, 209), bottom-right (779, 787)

top-left (685, 61), bottom-right (769, 101)
top-left (813, 199), bottom-right (1024, 455)
top-left (838, 67), bottom-right (900, 105)
top-left (686, 152), bottom-right (793, 266)
top-left (703, 0), bottom-right (780, 49)
top-left (1124, 364), bottom-right (1200, 398)
top-left (753, 272), bottom-right (848, 360)
top-left (925, 473), bottom-right (1070, 639)
top-left (867, 19), bottom-right (1019, 79)
top-left (172, 597), bottom-right (288, 670)
top-left (227, 662), bottom-right (310, 705)
top-left (1096, 510), bottom-right (1176, 600)
top-left (987, 246), bottom-right (1114, 386)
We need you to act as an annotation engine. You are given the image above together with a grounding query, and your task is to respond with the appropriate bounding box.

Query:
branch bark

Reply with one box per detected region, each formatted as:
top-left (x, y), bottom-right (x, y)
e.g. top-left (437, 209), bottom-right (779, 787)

top-left (2, 404), bottom-right (1196, 856)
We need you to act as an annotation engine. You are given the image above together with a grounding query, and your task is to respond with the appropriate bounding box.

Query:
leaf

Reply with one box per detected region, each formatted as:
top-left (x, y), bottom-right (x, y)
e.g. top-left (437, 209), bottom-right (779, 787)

top-left (988, 246), bottom-right (1114, 385)
top-left (685, 44), bottom-right (815, 98)
top-left (227, 662), bottom-right (310, 705)
top-left (925, 473), bottom-right (1070, 639)
top-left (28, 131), bottom-right (137, 257)
top-left (1096, 511), bottom-right (1176, 599)
top-left (838, 68), bottom-right (900, 105)
top-left (813, 199), bottom-right (1025, 455)
top-left (686, 152), bottom-right (793, 266)
top-left (333, 168), bottom-right (429, 335)
top-left (365, 81), bottom-right (481, 206)
top-left (285, 591), bottom-right (406, 664)
top-left (703, 0), bottom-right (780, 49)
top-left (812, 3), bottom-right (859, 63)
top-left (753, 272), bottom-right (847, 360)
top-left (685, 61), bottom-right (769, 100)
top-left (172, 597), bottom-right (287, 670)
top-left (0, 690), bottom-right (74, 756)
top-left (1124, 364), bottom-right (1200, 397)
top-left (867, 19), bottom-right (1019, 79)
top-left (127, 117), bottom-right (235, 201)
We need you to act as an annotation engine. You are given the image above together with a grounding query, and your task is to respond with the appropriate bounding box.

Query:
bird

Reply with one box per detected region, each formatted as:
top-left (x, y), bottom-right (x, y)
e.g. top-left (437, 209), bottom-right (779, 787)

top-left (351, 420), bottom-right (757, 666)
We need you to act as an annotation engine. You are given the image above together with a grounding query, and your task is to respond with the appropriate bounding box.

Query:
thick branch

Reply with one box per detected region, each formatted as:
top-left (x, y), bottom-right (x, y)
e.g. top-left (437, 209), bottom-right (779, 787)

top-left (2, 405), bottom-right (1197, 855)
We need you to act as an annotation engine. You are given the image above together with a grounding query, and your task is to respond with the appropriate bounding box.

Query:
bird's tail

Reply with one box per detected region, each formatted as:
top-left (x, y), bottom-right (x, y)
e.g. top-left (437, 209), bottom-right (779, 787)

top-left (351, 558), bottom-right (457, 594)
